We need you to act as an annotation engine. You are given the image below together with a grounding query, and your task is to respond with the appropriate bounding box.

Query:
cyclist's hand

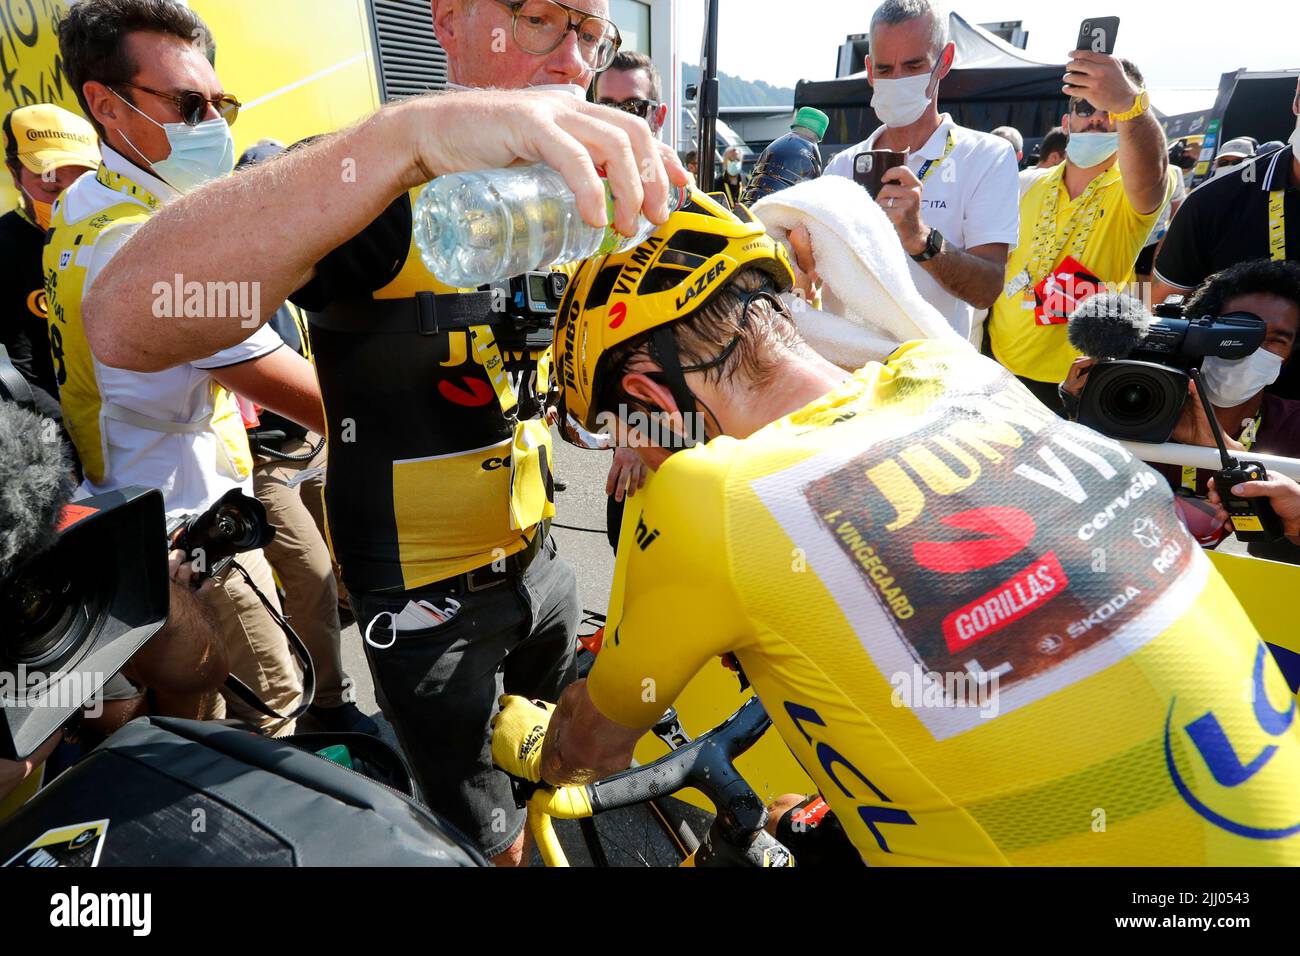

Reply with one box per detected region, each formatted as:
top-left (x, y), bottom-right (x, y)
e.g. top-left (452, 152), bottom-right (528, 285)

top-left (491, 695), bottom-right (556, 784)
top-left (533, 785), bottom-right (594, 820)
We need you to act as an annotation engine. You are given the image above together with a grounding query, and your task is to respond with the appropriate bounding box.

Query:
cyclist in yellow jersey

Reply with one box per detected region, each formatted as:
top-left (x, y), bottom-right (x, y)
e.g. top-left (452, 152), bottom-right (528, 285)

top-left (492, 191), bottom-right (1300, 866)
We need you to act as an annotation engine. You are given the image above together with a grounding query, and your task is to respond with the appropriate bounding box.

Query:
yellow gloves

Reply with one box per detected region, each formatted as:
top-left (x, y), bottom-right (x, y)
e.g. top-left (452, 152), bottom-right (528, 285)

top-left (491, 695), bottom-right (555, 784)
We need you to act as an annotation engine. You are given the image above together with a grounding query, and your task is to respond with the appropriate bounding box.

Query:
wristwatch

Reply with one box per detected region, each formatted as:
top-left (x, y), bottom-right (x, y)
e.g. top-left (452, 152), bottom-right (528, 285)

top-left (911, 228), bottom-right (943, 263)
top-left (1112, 89), bottom-right (1150, 122)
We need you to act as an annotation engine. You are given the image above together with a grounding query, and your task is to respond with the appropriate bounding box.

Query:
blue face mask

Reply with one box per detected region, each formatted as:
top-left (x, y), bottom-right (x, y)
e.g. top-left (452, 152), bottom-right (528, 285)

top-left (1066, 131), bottom-right (1120, 169)
top-left (114, 89), bottom-right (235, 194)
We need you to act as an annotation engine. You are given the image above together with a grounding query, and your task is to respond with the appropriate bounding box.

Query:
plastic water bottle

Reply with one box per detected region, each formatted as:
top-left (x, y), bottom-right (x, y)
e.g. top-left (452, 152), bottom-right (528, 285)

top-left (413, 164), bottom-right (689, 288)
top-left (739, 107), bottom-right (829, 206)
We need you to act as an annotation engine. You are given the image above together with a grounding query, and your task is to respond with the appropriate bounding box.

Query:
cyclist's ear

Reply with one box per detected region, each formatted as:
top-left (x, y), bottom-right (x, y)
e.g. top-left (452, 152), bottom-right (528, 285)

top-left (621, 371), bottom-right (679, 422)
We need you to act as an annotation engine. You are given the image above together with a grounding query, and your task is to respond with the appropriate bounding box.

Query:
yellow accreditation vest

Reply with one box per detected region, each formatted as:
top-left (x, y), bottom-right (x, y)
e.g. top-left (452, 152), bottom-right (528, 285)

top-left (43, 168), bottom-right (252, 487)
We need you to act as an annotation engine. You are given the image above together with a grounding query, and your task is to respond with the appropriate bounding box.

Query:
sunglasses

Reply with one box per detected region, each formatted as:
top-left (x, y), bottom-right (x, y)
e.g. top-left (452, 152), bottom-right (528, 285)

top-left (1069, 98), bottom-right (1101, 118)
top-left (117, 82), bottom-right (241, 127)
top-left (599, 98), bottom-right (658, 120)
top-left (492, 0), bottom-right (622, 73)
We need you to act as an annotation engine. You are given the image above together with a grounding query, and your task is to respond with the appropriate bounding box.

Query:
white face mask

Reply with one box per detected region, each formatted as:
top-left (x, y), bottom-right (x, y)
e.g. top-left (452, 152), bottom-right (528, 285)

top-left (870, 65), bottom-right (938, 128)
top-left (1200, 348), bottom-right (1284, 408)
top-left (1289, 110), bottom-right (1300, 151)
top-left (113, 89), bottom-right (235, 194)
top-left (1066, 131), bottom-right (1120, 169)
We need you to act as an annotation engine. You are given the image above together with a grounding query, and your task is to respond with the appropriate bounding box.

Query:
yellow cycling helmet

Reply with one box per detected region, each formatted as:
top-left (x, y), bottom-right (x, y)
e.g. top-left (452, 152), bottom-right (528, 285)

top-left (554, 189), bottom-right (795, 439)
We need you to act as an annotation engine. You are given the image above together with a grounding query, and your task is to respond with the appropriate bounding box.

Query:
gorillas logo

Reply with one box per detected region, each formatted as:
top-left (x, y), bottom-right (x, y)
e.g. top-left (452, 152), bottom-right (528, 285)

top-left (609, 302), bottom-right (628, 330)
top-left (438, 377), bottom-right (495, 407)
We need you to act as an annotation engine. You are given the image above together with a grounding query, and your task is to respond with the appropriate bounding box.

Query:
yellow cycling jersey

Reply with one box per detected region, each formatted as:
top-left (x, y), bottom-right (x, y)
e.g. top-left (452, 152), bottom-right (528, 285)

top-left (587, 339), bottom-right (1300, 866)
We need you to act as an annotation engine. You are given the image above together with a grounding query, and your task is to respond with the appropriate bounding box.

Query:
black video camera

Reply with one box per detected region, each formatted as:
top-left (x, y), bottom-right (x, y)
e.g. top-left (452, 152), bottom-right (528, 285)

top-left (489, 272), bottom-right (569, 352)
top-left (1076, 296), bottom-right (1268, 444)
top-left (168, 488), bottom-right (276, 582)
top-left (1, 487), bottom-right (169, 760)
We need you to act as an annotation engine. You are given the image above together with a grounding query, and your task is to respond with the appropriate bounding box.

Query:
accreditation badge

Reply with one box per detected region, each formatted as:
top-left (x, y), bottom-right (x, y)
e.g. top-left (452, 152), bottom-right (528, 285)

top-left (1003, 268), bottom-right (1032, 299)
top-left (1032, 256), bottom-right (1102, 327)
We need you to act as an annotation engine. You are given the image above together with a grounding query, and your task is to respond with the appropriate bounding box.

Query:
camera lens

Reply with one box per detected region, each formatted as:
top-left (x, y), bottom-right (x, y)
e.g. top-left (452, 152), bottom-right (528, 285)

top-left (1112, 381), bottom-right (1156, 422)
top-left (1090, 364), bottom-right (1186, 441)
top-left (0, 552), bottom-right (103, 681)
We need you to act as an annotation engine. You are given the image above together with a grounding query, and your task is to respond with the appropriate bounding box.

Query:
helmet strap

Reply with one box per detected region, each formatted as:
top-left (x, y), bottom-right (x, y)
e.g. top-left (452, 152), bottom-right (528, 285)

top-left (650, 325), bottom-right (702, 428)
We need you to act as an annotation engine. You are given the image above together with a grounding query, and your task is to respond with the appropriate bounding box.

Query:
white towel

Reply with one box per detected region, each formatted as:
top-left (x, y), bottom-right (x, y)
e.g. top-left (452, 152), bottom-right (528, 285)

top-left (751, 175), bottom-right (965, 369)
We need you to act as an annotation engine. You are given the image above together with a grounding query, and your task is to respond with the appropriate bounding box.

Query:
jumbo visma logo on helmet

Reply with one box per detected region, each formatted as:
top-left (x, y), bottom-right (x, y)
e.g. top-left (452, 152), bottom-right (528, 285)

top-left (1164, 644), bottom-right (1300, 840)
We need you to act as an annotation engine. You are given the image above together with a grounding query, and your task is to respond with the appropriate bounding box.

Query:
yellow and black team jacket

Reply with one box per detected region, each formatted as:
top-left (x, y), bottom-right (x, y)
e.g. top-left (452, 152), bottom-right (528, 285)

top-left (291, 188), bottom-right (553, 594)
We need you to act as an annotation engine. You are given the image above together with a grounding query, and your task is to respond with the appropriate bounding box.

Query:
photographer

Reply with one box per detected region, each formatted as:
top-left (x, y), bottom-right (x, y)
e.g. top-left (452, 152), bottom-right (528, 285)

top-left (0, 400), bottom-right (226, 816)
top-left (1062, 260), bottom-right (1300, 557)
top-left (987, 54), bottom-right (1171, 414)
top-left (46, 0), bottom-right (330, 735)
top-left (80, 0), bottom-right (685, 867)
top-left (824, 0), bottom-right (1020, 344)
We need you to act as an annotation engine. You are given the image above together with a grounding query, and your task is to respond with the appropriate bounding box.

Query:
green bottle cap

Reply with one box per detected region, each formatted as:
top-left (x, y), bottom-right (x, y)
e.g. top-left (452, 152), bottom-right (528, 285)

top-left (792, 107), bottom-right (829, 141)
top-left (316, 744), bottom-right (354, 769)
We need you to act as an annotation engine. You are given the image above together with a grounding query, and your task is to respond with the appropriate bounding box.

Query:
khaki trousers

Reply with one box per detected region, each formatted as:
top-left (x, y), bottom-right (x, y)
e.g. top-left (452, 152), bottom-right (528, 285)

top-left (198, 547), bottom-right (303, 736)
top-left (253, 435), bottom-right (351, 708)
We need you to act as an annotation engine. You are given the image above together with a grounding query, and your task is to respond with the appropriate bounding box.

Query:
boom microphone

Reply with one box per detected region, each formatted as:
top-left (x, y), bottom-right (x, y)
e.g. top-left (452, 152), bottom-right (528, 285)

top-left (0, 402), bottom-right (74, 578)
top-left (1067, 291), bottom-right (1154, 361)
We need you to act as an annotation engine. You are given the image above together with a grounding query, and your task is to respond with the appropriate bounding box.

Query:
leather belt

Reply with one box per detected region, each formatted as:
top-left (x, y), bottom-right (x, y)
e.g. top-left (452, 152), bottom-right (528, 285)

top-left (432, 520), bottom-right (552, 596)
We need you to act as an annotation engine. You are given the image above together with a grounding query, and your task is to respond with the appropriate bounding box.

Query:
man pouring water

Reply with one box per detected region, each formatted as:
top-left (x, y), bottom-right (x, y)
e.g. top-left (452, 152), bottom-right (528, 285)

top-left (82, 0), bottom-right (689, 866)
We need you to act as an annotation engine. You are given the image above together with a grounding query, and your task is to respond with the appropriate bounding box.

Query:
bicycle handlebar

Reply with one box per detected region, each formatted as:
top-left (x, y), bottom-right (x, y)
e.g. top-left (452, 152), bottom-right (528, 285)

top-left (588, 697), bottom-right (771, 821)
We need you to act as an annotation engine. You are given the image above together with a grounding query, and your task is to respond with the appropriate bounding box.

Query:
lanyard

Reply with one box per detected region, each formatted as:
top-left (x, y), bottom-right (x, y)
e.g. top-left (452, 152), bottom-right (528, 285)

top-left (916, 129), bottom-right (957, 183)
top-left (1022, 165), bottom-right (1109, 288)
top-left (1181, 413), bottom-right (1263, 492)
top-left (1268, 189), bottom-right (1286, 262)
top-left (95, 165), bottom-right (163, 211)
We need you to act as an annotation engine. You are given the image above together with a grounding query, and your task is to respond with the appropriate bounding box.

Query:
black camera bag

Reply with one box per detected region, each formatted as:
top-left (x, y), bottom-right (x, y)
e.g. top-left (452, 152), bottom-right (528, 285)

top-left (0, 716), bottom-right (486, 867)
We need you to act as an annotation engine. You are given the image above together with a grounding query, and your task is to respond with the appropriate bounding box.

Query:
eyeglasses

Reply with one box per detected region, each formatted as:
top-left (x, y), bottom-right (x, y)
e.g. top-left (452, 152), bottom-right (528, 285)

top-left (117, 82), bottom-right (241, 127)
top-left (599, 97), bottom-right (658, 120)
top-left (1069, 98), bottom-right (1101, 118)
top-left (492, 0), bottom-right (622, 73)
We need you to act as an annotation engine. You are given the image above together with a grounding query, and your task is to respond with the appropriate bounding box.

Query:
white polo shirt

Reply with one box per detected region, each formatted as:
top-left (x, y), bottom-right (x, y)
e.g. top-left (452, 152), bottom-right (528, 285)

top-left (55, 146), bottom-right (283, 518)
top-left (826, 114), bottom-right (1021, 342)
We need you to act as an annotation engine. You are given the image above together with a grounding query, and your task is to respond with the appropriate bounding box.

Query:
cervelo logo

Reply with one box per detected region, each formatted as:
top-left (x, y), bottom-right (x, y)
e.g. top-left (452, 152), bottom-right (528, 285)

top-left (50, 886), bottom-right (151, 936)
top-left (1076, 471), bottom-right (1160, 541)
top-left (609, 302), bottom-right (628, 329)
